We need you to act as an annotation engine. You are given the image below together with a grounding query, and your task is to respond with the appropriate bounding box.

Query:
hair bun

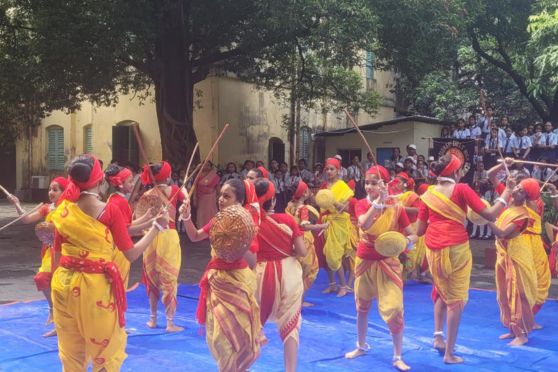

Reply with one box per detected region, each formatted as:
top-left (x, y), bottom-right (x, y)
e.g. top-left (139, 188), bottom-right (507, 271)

top-left (69, 161), bottom-right (92, 183)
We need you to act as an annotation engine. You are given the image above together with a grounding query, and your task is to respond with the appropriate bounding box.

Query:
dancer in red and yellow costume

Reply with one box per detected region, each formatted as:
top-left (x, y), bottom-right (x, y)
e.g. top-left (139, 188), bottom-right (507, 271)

top-left (417, 154), bottom-right (509, 364)
top-left (344, 165), bottom-right (416, 371)
top-left (193, 161), bottom-right (220, 227)
top-left (254, 179), bottom-right (307, 372)
top-left (50, 154), bottom-right (168, 371)
top-left (285, 180), bottom-right (328, 304)
top-left (488, 159), bottom-right (551, 324)
top-left (8, 177), bottom-right (67, 334)
top-left (181, 179), bottom-right (262, 372)
top-left (487, 178), bottom-right (539, 346)
top-left (320, 157), bottom-right (354, 297)
top-left (389, 172), bottom-right (423, 279)
top-left (105, 164), bottom-right (157, 289)
top-left (140, 161), bottom-right (185, 332)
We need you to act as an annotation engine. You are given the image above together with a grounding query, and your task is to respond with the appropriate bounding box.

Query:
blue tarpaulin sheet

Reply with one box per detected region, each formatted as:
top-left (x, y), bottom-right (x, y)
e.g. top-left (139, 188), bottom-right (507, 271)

top-left (1, 270), bottom-right (556, 371)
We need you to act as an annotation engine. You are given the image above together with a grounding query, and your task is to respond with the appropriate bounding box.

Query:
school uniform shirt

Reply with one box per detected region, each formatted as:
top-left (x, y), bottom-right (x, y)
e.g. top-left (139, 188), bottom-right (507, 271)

top-left (347, 164), bottom-right (363, 182)
top-left (469, 125), bottom-right (482, 139)
top-left (540, 132), bottom-right (558, 147)
top-left (512, 135), bottom-right (532, 152)
top-left (485, 135), bottom-right (500, 151)
top-left (501, 134), bottom-right (516, 154)
top-left (479, 116), bottom-right (492, 135)
top-left (453, 128), bottom-right (471, 139)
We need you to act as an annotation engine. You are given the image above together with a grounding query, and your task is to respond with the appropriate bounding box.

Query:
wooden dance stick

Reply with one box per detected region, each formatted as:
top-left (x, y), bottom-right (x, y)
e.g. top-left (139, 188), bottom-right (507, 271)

top-left (541, 167), bottom-right (558, 191)
top-left (0, 203), bottom-right (44, 233)
top-left (497, 158), bottom-right (558, 168)
top-left (343, 108), bottom-right (383, 183)
top-left (0, 184), bottom-right (12, 197)
top-left (188, 123), bottom-right (230, 199)
top-left (166, 142), bottom-right (200, 205)
top-left (496, 147), bottom-right (511, 177)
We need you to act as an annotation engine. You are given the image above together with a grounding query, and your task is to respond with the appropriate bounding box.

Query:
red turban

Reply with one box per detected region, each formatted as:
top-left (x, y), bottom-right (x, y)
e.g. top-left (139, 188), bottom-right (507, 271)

top-left (257, 181), bottom-right (275, 206)
top-left (440, 154), bottom-right (462, 177)
top-left (51, 177), bottom-right (68, 190)
top-left (367, 165), bottom-right (390, 184)
top-left (325, 157), bottom-right (341, 170)
top-left (140, 161), bottom-right (172, 185)
top-left (519, 178), bottom-right (541, 201)
top-left (257, 166), bottom-right (269, 179)
top-left (293, 181), bottom-right (308, 200)
top-left (107, 168), bottom-right (133, 187)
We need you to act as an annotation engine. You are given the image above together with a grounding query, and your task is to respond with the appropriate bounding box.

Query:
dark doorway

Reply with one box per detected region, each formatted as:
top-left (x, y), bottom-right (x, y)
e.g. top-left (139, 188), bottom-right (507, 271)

top-left (0, 142), bottom-right (16, 198)
top-left (112, 122), bottom-right (139, 168)
top-left (268, 137), bottom-right (285, 164)
top-left (337, 148), bottom-right (362, 167)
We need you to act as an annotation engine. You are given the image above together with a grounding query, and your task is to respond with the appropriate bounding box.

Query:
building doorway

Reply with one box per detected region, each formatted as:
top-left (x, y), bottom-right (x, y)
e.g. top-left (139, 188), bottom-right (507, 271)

top-left (268, 137), bottom-right (285, 165)
top-left (112, 121), bottom-right (139, 168)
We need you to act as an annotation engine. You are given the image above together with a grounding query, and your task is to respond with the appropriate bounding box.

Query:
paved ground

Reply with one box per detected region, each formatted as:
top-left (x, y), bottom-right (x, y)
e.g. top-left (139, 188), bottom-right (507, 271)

top-left (0, 200), bottom-right (556, 303)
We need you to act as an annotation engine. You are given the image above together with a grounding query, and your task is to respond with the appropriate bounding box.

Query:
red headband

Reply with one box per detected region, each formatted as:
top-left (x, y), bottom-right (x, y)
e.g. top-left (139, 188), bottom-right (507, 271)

top-left (367, 165), bottom-right (390, 184)
top-left (244, 180), bottom-right (258, 205)
top-left (396, 172), bottom-right (415, 190)
top-left (51, 176), bottom-right (68, 190)
top-left (107, 168), bottom-right (133, 187)
top-left (440, 154), bottom-right (462, 177)
top-left (519, 178), bottom-right (540, 201)
top-left (140, 161), bottom-right (172, 185)
top-left (326, 157), bottom-right (341, 170)
top-left (60, 155), bottom-right (104, 203)
top-left (293, 181), bottom-right (308, 200)
top-left (257, 166), bottom-right (269, 179)
top-left (417, 183), bottom-right (429, 195)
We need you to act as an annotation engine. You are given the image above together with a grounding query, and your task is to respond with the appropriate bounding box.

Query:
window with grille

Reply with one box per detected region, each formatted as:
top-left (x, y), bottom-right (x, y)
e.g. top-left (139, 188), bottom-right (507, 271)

top-left (47, 126), bottom-right (65, 171)
top-left (83, 125), bottom-right (93, 153)
top-left (299, 126), bottom-right (311, 162)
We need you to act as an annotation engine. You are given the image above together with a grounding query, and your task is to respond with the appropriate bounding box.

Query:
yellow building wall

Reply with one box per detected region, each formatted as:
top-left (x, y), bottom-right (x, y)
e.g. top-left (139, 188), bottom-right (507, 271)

top-left (15, 68), bottom-right (397, 190)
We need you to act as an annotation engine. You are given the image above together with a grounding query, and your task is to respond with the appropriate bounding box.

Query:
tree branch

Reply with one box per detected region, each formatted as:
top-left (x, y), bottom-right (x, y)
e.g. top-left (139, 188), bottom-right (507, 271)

top-left (468, 27), bottom-right (549, 120)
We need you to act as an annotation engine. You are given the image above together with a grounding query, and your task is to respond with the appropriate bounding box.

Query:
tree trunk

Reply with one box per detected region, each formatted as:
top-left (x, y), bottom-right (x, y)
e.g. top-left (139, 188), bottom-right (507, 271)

top-left (288, 87), bottom-right (296, 166)
top-left (153, 0), bottom-right (198, 170)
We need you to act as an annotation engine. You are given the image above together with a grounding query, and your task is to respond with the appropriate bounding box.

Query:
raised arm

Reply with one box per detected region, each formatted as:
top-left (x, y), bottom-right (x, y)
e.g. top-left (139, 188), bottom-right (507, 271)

top-left (179, 200), bottom-right (209, 242)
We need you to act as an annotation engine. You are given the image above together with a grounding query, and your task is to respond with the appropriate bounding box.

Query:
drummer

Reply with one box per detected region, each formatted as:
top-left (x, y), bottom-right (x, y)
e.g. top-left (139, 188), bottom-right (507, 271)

top-left (345, 165), bottom-right (417, 372)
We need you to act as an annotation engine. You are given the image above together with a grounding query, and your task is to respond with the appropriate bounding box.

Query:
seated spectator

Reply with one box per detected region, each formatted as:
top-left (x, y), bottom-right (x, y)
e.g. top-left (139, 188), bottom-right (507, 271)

top-left (440, 126), bottom-right (452, 138)
top-left (221, 161), bottom-right (241, 184)
top-left (453, 118), bottom-right (470, 139)
top-left (513, 126), bottom-right (532, 160)
top-left (240, 159), bottom-right (255, 179)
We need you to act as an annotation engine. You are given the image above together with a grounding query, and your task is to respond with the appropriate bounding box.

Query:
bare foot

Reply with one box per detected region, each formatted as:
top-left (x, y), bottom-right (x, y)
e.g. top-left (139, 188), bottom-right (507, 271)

top-left (45, 311), bottom-right (53, 325)
top-left (393, 359), bottom-right (411, 371)
top-left (146, 316), bottom-right (157, 329)
top-left (43, 329), bottom-right (57, 338)
top-left (258, 332), bottom-right (269, 346)
top-left (499, 332), bottom-right (514, 340)
top-left (302, 301), bottom-right (314, 308)
top-left (433, 336), bottom-right (446, 352)
top-left (166, 324), bottom-right (184, 333)
top-left (533, 323), bottom-right (542, 330)
top-left (336, 286), bottom-right (348, 297)
top-left (322, 284), bottom-right (338, 294)
top-left (508, 336), bottom-right (528, 346)
top-left (443, 355), bottom-right (464, 364)
top-left (345, 348), bottom-right (367, 359)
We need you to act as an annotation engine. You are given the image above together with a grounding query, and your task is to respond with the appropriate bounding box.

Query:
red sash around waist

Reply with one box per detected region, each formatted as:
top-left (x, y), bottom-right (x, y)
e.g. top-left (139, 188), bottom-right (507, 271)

top-left (196, 257), bottom-right (248, 324)
top-left (59, 255), bottom-right (127, 328)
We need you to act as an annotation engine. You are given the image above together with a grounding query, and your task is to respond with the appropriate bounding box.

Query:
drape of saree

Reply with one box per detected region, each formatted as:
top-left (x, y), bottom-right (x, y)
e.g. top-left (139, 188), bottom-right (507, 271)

top-left (34, 206), bottom-right (55, 291)
top-left (195, 170), bottom-right (220, 227)
top-left (422, 189), bottom-right (471, 307)
top-left (199, 258), bottom-right (261, 372)
top-left (142, 188), bottom-right (181, 319)
top-left (397, 191), bottom-right (425, 276)
top-left (322, 180), bottom-right (354, 272)
top-left (524, 207), bottom-right (550, 310)
top-left (494, 206), bottom-right (536, 337)
top-left (285, 203), bottom-right (319, 291)
top-left (355, 205), bottom-right (405, 333)
top-left (51, 201), bottom-right (127, 371)
top-left (256, 215), bottom-right (303, 344)
top-left (107, 193), bottom-right (132, 289)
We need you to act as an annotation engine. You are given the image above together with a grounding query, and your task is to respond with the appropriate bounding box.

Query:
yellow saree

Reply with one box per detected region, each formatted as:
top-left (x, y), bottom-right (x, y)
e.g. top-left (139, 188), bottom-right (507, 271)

top-left (494, 206), bottom-right (537, 336)
top-left (50, 201), bottom-right (127, 371)
top-left (524, 207), bottom-right (550, 308)
top-left (322, 180), bottom-right (354, 271)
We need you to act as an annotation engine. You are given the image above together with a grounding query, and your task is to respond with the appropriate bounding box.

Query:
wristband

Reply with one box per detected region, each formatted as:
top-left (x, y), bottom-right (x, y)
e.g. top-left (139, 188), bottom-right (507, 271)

top-left (495, 197), bottom-right (508, 207)
top-left (182, 214), bottom-right (191, 221)
top-left (152, 221), bottom-right (165, 231)
top-left (551, 194), bottom-right (558, 199)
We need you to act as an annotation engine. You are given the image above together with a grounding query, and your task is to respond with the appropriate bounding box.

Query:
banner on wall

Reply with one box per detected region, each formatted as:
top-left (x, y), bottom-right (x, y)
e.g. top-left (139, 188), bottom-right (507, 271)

top-left (431, 138), bottom-right (477, 185)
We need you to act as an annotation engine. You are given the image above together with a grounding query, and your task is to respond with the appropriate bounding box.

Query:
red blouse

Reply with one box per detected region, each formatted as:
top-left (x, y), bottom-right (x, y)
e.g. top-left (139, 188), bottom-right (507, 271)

top-left (257, 213), bottom-right (303, 261)
top-left (418, 183), bottom-right (487, 249)
top-left (107, 193), bottom-right (132, 225)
